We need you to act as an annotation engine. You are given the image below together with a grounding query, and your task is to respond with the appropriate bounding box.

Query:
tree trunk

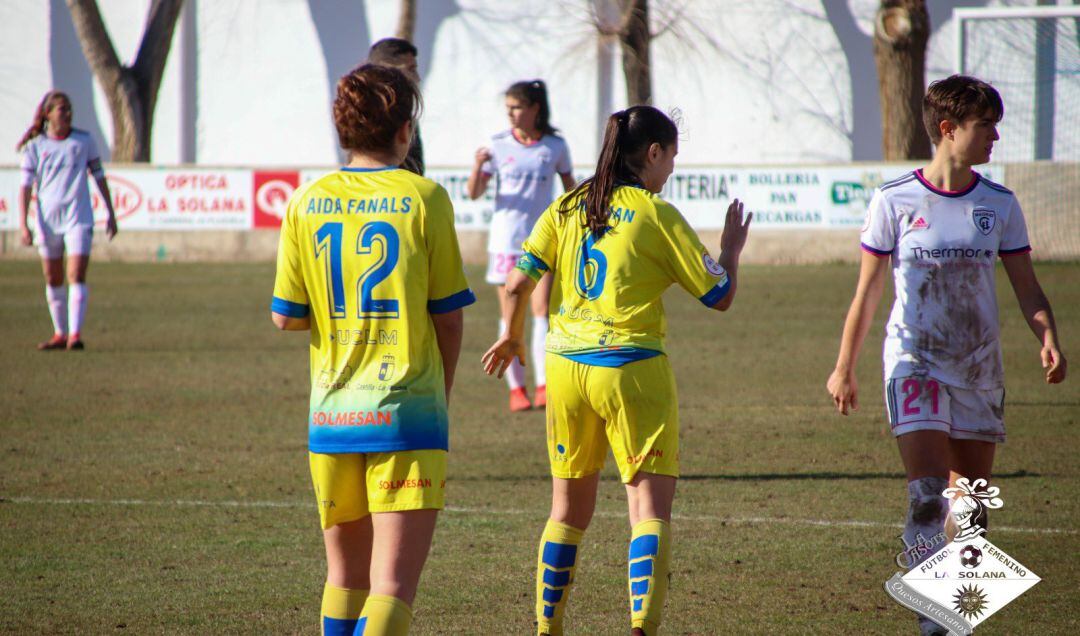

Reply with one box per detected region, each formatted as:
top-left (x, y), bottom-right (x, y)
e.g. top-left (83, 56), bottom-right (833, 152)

top-left (618, 0), bottom-right (651, 106)
top-left (66, 0), bottom-right (184, 162)
top-left (873, 0), bottom-right (931, 160)
top-left (396, 0), bottom-right (416, 42)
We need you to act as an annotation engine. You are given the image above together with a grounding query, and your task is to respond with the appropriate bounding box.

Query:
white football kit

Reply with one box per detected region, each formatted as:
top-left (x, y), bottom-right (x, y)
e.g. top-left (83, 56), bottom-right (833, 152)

top-left (481, 130), bottom-right (572, 284)
top-left (20, 129), bottom-right (103, 258)
top-left (861, 169), bottom-right (1030, 442)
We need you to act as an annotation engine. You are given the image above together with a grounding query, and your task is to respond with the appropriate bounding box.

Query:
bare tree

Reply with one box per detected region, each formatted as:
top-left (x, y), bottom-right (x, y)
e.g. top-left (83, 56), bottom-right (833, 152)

top-left (618, 0), bottom-right (650, 105)
top-left (396, 0), bottom-right (416, 41)
top-left (873, 0), bottom-right (931, 160)
top-left (66, 0), bottom-right (184, 162)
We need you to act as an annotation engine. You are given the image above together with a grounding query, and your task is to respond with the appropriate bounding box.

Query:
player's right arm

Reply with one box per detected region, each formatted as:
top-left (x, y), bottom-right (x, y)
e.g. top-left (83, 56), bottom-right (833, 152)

top-left (18, 144), bottom-right (35, 246)
top-left (270, 196), bottom-right (311, 331)
top-left (466, 146), bottom-right (493, 200)
top-left (827, 251), bottom-right (889, 414)
top-left (827, 190), bottom-right (894, 415)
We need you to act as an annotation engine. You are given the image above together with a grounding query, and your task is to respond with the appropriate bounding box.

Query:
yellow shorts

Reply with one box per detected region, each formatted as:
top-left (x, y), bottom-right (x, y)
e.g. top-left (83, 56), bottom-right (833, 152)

top-left (308, 449), bottom-right (446, 529)
top-left (545, 353), bottom-right (679, 483)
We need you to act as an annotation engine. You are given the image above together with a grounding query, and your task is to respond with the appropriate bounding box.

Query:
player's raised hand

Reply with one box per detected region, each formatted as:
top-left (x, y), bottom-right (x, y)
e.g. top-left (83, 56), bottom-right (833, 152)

top-left (826, 368), bottom-right (858, 415)
top-left (720, 198), bottom-right (751, 255)
top-left (482, 336), bottom-right (527, 379)
top-left (475, 146), bottom-right (492, 167)
top-left (1042, 344), bottom-right (1067, 384)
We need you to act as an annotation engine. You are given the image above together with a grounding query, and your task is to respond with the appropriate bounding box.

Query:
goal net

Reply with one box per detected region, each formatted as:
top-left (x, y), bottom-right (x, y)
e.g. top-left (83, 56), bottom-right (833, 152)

top-left (955, 6), bottom-right (1080, 259)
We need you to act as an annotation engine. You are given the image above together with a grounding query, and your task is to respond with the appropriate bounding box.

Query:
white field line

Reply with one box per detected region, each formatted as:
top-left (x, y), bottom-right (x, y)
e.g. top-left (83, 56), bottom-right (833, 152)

top-left (3, 496), bottom-right (1076, 536)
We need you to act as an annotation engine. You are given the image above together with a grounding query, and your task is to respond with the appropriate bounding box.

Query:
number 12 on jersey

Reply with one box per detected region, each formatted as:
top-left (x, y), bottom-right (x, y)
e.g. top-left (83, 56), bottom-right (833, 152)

top-left (314, 221), bottom-right (400, 319)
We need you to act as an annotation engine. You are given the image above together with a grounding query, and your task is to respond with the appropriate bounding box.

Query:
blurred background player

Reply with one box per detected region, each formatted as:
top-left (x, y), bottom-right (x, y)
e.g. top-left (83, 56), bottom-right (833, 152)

top-left (482, 106), bottom-right (751, 636)
top-left (826, 75), bottom-right (1067, 636)
top-left (17, 90), bottom-right (118, 351)
top-left (367, 38), bottom-right (424, 176)
top-left (271, 64), bottom-right (475, 635)
top-left (468, 80), bottom-right (575, 412)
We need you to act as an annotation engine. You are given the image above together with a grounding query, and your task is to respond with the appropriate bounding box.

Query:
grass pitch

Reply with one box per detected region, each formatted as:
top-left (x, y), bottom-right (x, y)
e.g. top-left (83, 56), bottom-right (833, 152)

top-left (1, 260), bottom-right (1077, 634)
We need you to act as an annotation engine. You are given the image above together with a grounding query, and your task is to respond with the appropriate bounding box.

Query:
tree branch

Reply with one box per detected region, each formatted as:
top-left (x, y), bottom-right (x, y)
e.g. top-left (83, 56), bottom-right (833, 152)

top-left (65, 0), bottom-right (124, 92)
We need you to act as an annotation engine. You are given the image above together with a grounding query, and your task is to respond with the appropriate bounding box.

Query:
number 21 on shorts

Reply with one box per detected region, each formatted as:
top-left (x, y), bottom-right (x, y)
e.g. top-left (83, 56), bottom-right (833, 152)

top-left (886, 376), bottom-right (951, 428)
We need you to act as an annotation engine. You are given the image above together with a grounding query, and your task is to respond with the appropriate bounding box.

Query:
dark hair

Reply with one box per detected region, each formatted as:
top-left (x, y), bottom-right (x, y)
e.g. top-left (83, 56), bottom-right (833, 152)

top-left (923, 75), bottom-right (1003, 144)
top-left (559, 106), bottom-right (677, 238)
top-left (16, 90), bottom-right (70, 151)
top-left (333, 64), bottom-right (420, 153)
top-left (506, 80), bottom-right (557, 137)
top-left (368, 38), bottom-right (418, 64)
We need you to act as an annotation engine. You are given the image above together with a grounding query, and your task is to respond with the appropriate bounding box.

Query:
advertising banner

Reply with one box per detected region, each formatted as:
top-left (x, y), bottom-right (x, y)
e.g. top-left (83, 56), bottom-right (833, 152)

top-left (0, 169), bottom-right (20, 230)
top-left (0, 164), bottom-right (1001, 232)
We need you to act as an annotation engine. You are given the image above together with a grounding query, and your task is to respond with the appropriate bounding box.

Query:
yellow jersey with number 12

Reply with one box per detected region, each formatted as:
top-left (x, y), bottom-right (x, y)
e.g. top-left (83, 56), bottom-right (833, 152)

top-left (517, 184), bottom-right (728, 366)
top-left (272, 166), bottom-right (475, 453)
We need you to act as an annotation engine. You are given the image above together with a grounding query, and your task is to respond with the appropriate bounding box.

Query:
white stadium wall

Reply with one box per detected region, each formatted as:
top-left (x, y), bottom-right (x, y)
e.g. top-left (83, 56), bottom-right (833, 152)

top-left (1, 1), bottom-right (1076, 262)
top-left (1, 0), bottom-right (1075, 169)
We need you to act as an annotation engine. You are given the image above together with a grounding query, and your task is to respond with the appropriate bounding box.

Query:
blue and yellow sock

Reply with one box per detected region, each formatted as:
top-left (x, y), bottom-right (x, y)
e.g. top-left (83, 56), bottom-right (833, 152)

top-left (356, 594), bottom-right (412, 635)
top-left (536, 519), bottom-right (585, 636)
top-left (628, 519), bottom-right (671, 634)
top-left (320, 583), bottom-right (368, 636)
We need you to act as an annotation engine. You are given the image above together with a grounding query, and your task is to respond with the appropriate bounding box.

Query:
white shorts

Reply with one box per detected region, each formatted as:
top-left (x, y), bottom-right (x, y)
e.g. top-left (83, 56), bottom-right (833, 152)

top-left (485, 251), bottom-right (522, 285)
top-left (885, 376), bottom-right (1005, 443)
top-left (37, 225), bottom-right (93, 259)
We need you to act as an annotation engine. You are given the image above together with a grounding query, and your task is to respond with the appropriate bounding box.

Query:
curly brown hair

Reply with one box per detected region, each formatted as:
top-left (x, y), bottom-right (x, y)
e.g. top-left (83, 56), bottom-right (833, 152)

top-left (333, 64), bottom-right (420, 154)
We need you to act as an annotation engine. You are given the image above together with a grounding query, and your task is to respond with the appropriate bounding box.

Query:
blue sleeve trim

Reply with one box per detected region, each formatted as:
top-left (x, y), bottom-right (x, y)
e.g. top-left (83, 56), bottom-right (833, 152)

top-left (515, 252), bottom-right (549, 282)
top-left (271, 296), bottom-right (310, 318)
top-left (861, 243), bottom-right (893, 257)
top-left (999, 245), bottom-right (1031, 256)
top-left (699, 279), bottom-right (731, 307)
top-left (427, 288), bottom-right (476, 313)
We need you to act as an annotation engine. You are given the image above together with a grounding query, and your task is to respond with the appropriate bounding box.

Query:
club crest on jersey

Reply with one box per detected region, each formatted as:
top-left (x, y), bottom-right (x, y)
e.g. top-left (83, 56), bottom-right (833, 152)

top-left (702, 252), bottom-right (724, 276)
top-left (973, 208), bottom-right (996, 235)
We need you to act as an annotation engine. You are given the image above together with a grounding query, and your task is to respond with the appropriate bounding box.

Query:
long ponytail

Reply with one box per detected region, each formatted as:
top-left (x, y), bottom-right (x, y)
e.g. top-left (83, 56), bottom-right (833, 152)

top-left (558, 105), bottom-right (677, 238)
top-left (16, 91), bottom-right (68, 152)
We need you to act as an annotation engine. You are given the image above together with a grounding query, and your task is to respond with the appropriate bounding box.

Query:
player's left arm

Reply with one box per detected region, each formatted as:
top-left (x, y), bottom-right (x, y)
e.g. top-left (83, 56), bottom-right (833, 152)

top-left (86, 137), bottom-right (117, 239)
top-left (559, 171), bottom-right (575, 192)
top-left (556, 139), bottom-right (575, 192)
top-left (1002, 253), bottom-right (1066, 384)
top-left (271, 195), bottom-right (311, 331)
top-left (432, 309), bottom-right (464, 401)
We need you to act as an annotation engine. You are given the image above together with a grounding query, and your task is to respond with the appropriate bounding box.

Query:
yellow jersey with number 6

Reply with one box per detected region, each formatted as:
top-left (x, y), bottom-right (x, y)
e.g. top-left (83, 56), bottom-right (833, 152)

top-left (516, 184), bottom-right (728, 366)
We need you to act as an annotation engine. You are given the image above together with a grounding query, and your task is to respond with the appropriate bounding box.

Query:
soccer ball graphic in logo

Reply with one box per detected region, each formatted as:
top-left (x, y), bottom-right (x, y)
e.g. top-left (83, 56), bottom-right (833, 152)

top-left (959, 545), bottom-right (983, 569)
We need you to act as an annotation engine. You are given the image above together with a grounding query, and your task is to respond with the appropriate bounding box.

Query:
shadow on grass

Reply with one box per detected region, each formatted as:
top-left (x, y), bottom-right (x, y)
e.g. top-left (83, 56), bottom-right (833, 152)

top-left (452, 469), bottom-right (1042, 483)
top-left (679, 469), bottom-right (1041, 481)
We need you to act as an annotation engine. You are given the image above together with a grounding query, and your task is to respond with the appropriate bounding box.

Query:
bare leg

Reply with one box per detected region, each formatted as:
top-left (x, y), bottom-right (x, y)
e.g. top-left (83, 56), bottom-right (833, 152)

top-left (624, 471), bottom-right (677, 527)
top-left (323, 515), bottom-right (373, 590)
top-left (42, 257), bottom-right (64, 286)
top-left (946, 439), bottom-right (996, 538)
top-left (368, 509), bottom-right (439, 605)
top-left (67, 253), bottom-right (90, 284)
top-left (550, 473), bottom-right (601, 530)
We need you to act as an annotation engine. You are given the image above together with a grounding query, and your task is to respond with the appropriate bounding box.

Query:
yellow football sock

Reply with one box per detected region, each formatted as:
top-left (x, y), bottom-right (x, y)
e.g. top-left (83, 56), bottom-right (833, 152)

top-left (320, 583), bottom-right (368, 636)
top-left (628, 519), bottom-right (671, 634)
top-left (357, 594), bottom-right (412, 635)
top-left (536, 519), bottom-right (585, 636)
